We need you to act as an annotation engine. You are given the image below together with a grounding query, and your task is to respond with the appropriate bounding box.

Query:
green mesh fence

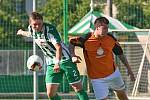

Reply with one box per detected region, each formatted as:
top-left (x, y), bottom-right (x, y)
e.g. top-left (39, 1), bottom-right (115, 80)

top-left (0, 0), bottom-right (150, 99)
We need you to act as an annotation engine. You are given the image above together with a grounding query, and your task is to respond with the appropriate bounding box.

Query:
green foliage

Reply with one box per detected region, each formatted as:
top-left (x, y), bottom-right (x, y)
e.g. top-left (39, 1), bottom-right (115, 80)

top-left (37, 0), bottom-right (91, 36)
top-left (0, 0), bottom-right (150, 50)
top-left (68, 0), bottom-right (102, 29)
top-left (37, 0), bottom-right (63, 32)
top-left (0, 0), bottom-right (31, 49)
top-left (114, 0), bottom-right (150, 28)
top-left (142, 3), bottom-right (150, 28)
top-left (116, 3), bottom-right (144, 28)
top-left (37, 0), bottom-right (102, 34)
top-left (68, 0), bottom-right (91, 28)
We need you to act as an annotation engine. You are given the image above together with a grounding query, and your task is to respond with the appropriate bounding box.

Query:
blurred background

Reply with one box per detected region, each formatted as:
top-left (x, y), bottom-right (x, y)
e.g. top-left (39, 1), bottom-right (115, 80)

top-left (0, 0), bottom-right (150, 100)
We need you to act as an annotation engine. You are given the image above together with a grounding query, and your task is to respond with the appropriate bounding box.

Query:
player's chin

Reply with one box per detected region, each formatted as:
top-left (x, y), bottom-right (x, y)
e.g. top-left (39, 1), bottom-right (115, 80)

top-left (73, 60), bottom-right (81, 63)
top-left (101, 33), bottom-right (107, 37)
top-left (33, 29), bottom-right (41, 32)
top-left (35, 30), bottom-right (41, 32)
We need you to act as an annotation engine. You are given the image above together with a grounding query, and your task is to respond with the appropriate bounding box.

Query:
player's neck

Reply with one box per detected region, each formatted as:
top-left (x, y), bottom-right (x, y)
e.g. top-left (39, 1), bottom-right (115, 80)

top-left (93, 32), bottom-right (104, 39)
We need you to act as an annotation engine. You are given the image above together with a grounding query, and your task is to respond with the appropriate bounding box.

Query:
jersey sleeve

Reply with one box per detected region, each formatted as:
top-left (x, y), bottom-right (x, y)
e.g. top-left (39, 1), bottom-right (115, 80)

top-left (46, 25), bottom-right (61, 46)
top-left (70, 33), bottom-right (91, 47)
top-left (27, 25), bottom-right (33, 37)
top-left (107, 33), bottom-right (123, 55)
top-left (112, 41), bottom-right (123, 55)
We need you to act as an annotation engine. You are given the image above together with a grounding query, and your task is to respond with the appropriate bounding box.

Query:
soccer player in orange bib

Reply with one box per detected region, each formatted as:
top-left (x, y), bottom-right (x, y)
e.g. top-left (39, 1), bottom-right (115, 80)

top-left (69, 17), bottom-right (135, 100)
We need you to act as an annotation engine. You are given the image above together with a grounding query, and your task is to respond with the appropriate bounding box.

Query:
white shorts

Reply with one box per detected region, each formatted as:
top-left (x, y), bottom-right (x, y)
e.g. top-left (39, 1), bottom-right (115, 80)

top-left (91, 68), bottom-right (125, 100)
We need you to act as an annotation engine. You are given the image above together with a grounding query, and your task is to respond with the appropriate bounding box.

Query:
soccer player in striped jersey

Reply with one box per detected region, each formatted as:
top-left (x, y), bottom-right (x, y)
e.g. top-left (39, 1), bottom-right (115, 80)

top-left (69, 17), bottom-right (135, 100)
top-left (17, 12), bottom-right (89, 100)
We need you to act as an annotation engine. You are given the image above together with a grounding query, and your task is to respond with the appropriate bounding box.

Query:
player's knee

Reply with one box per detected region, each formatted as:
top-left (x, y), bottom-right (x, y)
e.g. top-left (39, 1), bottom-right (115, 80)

top-left (99, 98), bottom-right (107, 100)
top-left (71, 82), bottom-right (82, 92)
top-left (115, 90), bottom-right (128, 100)
top-left (48, 93), bottom-right (61, 100)
top-left (46, 84), bottom-right (59, 98)
top-left (47, 91), bottom-right (56, 98)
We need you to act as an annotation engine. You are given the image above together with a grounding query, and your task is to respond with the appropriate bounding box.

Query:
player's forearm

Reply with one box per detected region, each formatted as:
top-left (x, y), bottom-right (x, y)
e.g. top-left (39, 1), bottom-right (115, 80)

top-left (55, 43), bottom-right (62, 64)
top-left (118, 55), bottom-right (131, 70)
top-left (68, 43), bottom-right (76, 57)
top-left (17, 29), bottom-right (31, 37)
top-left (69, 36), bottom-right (80, 46)
top-left (22, 31), bottom-right (31, 37)
top-left (118, 54), bottom-right (135, 81)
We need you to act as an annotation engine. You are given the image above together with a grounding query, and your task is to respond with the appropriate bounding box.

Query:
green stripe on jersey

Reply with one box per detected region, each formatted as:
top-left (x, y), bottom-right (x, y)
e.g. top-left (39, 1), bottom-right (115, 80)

top-left (28, 23), bottom-right (71, 65)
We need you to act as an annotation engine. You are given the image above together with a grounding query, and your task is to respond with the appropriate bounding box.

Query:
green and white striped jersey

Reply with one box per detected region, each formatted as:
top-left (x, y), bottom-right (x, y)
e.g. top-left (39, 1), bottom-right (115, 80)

top-left (28, 23), bottom-right (71, 65)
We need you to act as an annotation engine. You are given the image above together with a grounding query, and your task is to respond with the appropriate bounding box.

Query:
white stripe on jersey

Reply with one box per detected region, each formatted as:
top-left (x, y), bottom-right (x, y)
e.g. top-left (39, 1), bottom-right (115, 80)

top-left (61, 42), bottom-right (71, 59)
top-left (29, 24), bottom-right (71, 65)
top-left (47, 33), bottom-right (58, 46)
top-left (45, 26), bottom-right (56, 45)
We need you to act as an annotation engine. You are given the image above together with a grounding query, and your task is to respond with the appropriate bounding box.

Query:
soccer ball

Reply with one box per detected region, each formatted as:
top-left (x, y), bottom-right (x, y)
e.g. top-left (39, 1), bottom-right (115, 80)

top-left (27, 55), bottom-right (43, 71)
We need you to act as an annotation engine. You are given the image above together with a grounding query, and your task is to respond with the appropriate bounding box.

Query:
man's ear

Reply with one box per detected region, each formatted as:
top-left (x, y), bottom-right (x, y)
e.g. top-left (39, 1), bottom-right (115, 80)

top-left (29, 18), bottom-right (32, 25)
top-left (29, 19), bottom-right (31, 24)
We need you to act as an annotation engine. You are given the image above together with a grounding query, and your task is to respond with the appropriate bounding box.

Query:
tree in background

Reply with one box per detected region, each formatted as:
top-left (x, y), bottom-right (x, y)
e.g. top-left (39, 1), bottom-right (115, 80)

top-left (0, 0), bottom-right (150, 49)
top-left (0, 0), bottom-right (29, 49)
top-left (114, 0), bottom-right (150, 28)
top-left (37, 0), bottom-right (102, 36)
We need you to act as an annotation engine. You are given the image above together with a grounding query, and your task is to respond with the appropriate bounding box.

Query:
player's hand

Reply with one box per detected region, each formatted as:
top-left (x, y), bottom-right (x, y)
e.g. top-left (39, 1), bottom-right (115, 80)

top-left (68, 36), bottom-right (76, 41)
top-left (17, 29), bottom-right (23, 35)
top-left (128, 70), bottom-right (135, 81)
top-left (53, 64), bottom-right (60, 73)
top-left (72, 56), bottom-right (82, 63)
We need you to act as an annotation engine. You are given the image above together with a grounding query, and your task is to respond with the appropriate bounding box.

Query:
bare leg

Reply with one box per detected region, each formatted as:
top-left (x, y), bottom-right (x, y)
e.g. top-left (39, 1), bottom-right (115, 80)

top-left (46, 84), bottom-right (60, 99)
top-left (71, 81), bottom-right (82, 92)
top-left (101, 98), bottom-right (108, 100)
top-left (115, 90), bottom-right (129, 100)
top-left (71, 81), bottom-right (89, 100)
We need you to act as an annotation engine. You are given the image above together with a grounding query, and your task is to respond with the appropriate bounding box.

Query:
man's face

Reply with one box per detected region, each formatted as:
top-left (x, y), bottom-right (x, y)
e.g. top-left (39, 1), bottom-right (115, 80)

top-left (29, 18), bottom-right (43, 32)
top-left (95, 22), bottom-right (108, 37)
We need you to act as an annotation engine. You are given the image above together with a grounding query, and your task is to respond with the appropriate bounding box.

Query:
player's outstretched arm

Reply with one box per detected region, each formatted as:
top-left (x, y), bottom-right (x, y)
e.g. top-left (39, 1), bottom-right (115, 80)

top-left (68, 42), bottom-right (82, 63)
top-left (53, 43), bottom-right (62, 73)
top-left (113, 41), bottom-right (135, 81)
top-left (118, 54), bottom-right (135, 81)
top-left (17, 29), bottom-right (31, 37)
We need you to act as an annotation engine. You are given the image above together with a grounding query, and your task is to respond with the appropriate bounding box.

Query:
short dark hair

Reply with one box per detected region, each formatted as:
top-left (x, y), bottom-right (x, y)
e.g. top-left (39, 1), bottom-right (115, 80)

top-left (29, 12), bottom-right (43, 20)
top-left (94, 17), bottom-right (109, 26)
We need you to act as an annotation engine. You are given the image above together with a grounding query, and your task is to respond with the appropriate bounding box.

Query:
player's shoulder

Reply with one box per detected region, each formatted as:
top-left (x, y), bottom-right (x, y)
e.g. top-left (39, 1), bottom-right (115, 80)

top-left (44, 23), bottom-right (58, 34)
top-left (81, 32), bottom-right (92, 40)
top-left (44, 23), bottom-right (56, 28)
top-left (107, 32), bottom-right (117, 41)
